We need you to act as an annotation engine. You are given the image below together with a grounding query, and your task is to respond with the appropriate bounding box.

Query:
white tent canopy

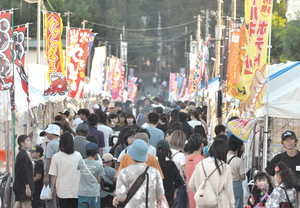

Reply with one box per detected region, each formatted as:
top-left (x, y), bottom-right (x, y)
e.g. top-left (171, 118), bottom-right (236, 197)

top-left (198, 61), bottom-right (300, 119)
top-left (14, 63), bottom-right (111, 113)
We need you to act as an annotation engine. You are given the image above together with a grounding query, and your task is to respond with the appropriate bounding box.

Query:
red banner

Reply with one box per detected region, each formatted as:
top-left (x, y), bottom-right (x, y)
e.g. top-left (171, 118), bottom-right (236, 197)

top-left (127, 77), bottom-right (138, 100)
top-left (117, 62), bottom-right (125, 102)
top-left (0, 12), bottom-right (14, 109)
top-left (130, 84), bottom-right (138, 103)
top-left (112, 58), bottom-right (121, 99)
top-left (44, 13), bottom-right (67, 96)
top-left (14, 26), bottom-right (30, 105)
top-left (67, 29), bottom-right (91, 99)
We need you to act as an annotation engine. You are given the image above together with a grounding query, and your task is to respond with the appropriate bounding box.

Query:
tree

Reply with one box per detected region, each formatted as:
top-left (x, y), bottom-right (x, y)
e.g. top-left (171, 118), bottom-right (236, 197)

top-left (281, 14), bottom-right (300, 61)
top-left (270, 12), bottom-right (286, 63)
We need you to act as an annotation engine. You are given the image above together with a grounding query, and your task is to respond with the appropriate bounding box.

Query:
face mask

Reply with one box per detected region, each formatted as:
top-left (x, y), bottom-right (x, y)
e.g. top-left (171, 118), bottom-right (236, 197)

top-left (257, 181), bottom-right (268, 190)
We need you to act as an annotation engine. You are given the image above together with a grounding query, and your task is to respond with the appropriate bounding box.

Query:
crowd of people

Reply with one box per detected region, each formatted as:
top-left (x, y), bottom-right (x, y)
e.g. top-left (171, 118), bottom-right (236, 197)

top-left (12, 97), bottom-right (300, 208)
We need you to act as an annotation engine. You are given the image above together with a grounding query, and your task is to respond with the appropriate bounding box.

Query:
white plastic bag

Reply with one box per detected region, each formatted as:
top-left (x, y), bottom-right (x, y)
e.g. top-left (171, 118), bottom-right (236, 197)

top-left (40, 185), bottom-right (52, 200)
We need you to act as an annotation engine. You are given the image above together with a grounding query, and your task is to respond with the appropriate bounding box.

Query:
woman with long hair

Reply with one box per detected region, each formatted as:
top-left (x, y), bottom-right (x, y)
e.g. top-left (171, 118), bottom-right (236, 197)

top-left (113, 128), bottom-right (136, 159)
top-left (169, 130), bottom-right (189, 208)
top-left (156, 140), bottom-right (184, 207)
top-left (227, 135), bottom-right (246, 208)
top-left (49, 133), bottom-right (82, 208)
top-left (121, 114), bottom-right (140, 132)
top-left (188, 139), bottom-right (235, 208)
top-left (188, 111), bottom-right (202, 129)
top-left (157, 113), bottom-right (169, 133)
top-left (13, 135), bottom-right (33, 208)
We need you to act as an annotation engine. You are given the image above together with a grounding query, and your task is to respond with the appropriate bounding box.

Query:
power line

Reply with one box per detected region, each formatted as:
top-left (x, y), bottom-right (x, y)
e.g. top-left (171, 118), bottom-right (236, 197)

top-left (75, 0), bottom-right (202, 18)
top-left (85, 20), bottom-right (196, 31)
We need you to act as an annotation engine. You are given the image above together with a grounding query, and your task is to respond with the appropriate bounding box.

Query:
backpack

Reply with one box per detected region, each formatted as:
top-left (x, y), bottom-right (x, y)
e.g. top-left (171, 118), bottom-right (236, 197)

top-left (194, 161), bottom-right (223, 208)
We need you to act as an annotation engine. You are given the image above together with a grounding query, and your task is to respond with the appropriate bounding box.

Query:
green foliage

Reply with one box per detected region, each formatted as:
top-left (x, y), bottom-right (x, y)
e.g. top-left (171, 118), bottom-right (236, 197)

top-left (270, 12), bottom-right (286, 63)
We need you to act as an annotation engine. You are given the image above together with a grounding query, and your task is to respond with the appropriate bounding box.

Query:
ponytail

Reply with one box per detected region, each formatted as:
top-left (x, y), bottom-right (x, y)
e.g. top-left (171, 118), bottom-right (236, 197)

top-left (17, 135), bottom-right (28, 150)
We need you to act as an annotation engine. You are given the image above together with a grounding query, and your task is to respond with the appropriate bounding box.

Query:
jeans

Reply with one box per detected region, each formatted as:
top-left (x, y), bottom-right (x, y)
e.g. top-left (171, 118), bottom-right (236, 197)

top-left (173, 185), bottom-right (190, 208)
top-left (233, 180), bottom-right (244, 208)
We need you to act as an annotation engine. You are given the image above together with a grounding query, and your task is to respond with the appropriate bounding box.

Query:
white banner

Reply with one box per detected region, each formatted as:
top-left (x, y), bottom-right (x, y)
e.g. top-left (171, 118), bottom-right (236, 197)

top-left (90, 47), bottom-right (106, 91)
top-left (0, 90), bottom-right (12, 122)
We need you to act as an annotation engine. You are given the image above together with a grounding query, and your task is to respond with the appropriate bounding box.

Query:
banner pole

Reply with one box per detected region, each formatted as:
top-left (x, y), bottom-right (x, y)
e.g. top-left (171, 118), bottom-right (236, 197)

top-left (10, 9), bottom-right (16, 184)
top-left (263, 18), bottom-right (272, 170)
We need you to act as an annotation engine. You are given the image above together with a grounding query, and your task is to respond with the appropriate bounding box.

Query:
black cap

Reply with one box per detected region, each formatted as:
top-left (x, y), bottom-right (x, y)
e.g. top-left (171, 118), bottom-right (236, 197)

top-left (59, 109), bottom-right (70, 117)
top-left (28, 145), bottom-right (44, 156)
top-left (282, 130), bottom-right (297, 141)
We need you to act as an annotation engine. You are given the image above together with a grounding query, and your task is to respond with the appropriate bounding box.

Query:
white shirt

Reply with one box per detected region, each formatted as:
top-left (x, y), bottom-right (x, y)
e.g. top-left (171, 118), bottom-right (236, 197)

top-left (97, 125), bottom-right (113, 149)
top-left (141, 123), bottom-right (149, 128)
top-left (151, 103), bottom-right (165, 109)
top-left (72, 118), bottom-right (83, 132)
top-left (188, 120), bottom-right (202, 129)
top-left (49, 151), bottom-right (82, 198)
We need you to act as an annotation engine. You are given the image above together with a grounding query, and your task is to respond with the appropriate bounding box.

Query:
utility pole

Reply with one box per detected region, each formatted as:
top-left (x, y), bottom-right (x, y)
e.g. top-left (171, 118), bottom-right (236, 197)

top-left (215, 0), bottom-right (223, 78)
top-left (232, 0), bottom-right (237, 20)
top-left (37, 0), bottom-right (41, 64)
top-left (197, 14), bottom-right (201, 53)
top-left (64, 11), bottom-right (72, 70)
top-left (206, 9), bottom-right (210, 38)
top-left (157, 12), bottom-right (162, 73)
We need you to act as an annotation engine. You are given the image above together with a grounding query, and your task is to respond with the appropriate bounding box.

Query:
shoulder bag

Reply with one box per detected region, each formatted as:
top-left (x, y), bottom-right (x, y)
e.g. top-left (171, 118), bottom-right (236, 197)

top-left (100, 168), bottom-right (116, 193)
top-left (280, 187), bottom-right (294, 208)
top-left (118, 166), bottom-right (149, 208)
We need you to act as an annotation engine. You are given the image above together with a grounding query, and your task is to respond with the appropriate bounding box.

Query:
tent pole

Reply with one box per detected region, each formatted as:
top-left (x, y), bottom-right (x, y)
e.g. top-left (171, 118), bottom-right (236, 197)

top-left (263, 16), bottom-right (272, 170)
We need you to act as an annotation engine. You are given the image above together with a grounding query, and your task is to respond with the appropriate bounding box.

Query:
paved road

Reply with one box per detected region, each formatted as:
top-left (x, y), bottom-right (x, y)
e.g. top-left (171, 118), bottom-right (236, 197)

top-left (134, 70), bottom-right (169, 101)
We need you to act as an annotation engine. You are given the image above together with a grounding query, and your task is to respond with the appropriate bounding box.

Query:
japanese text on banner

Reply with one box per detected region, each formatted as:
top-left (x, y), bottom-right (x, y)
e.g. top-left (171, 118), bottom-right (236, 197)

top-left (0, 12), bottom-right (14, 110)
top-left (240, 0), bottom-right (273, 111)
top-left (44, 13), bottom-right (67, 96)
top-left (67, 28), bottom-right (91, 99)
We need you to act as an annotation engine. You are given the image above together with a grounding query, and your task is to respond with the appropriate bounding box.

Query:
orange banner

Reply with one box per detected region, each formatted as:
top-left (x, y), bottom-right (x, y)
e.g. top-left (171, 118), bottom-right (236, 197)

top-left (227, 0), bottom-right (273, 112)
top-left (67, 29), bottom-right (91, 99)
top-left (44, 13), bottom-right (67, 96)
top-left (226, 31), bottom-right (241, 91)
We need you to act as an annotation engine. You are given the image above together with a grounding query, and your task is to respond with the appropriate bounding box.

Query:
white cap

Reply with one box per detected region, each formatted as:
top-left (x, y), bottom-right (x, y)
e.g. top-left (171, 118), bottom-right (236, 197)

top-left (93, 104), bottom-right (100, 109)
top-left (44, 124), bottom-right (60, 136)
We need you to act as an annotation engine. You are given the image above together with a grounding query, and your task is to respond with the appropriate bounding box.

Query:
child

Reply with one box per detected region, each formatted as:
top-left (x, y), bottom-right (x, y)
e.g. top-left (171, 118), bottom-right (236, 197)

top-left (77, 142), bottom-right (104, 208)
top-left (100, 153), bottom-right (117, 208)
top-left (29, 145), bottom-right (45, 208)
top-left (266, 162), bottom-right (298, 208)
top-left (246, 172), bottom-right (271, 207)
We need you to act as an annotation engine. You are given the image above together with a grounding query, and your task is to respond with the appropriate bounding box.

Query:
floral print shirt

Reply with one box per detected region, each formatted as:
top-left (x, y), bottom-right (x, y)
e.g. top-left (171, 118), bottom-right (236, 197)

top-left (245, 190), bottom-right (269, 208)
top-left (265, 184), bottom-right (298, 208)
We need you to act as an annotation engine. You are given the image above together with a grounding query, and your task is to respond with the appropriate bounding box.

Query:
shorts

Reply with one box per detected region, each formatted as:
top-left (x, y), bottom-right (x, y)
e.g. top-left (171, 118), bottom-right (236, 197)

top-left (78, 195), bottom-right (100, 208)
top-left (15, 190), bottom-right (32, 202)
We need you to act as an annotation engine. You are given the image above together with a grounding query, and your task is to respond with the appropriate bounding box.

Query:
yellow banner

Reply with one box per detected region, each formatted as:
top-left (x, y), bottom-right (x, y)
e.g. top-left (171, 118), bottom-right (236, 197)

top-left (227, 117), bottom-right (259, 143)
top-left (45, 13), bottom-right (65, 82)
top-left (231, 0), bottom-right (273, 112)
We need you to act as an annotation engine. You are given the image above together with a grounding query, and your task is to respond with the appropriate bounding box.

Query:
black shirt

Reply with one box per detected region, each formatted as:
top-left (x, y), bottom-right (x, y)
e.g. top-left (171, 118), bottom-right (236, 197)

top-left (34, 160), bottom-right (44, 195)
top-left (265, 151), bottom-right (300, 178)
top-left (13, 149), bottom-right (33, 193)
top-left (112, 125), bottom-right (122, 132)
top-left (161, 160), bottom-right (184, 207)
top-left (157, 123), bottom-right (168, 133)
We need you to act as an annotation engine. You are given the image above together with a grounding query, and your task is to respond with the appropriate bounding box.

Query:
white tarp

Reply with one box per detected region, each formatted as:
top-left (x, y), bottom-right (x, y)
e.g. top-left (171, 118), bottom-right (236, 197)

top-left (256, 61), bottom-right (300, 119)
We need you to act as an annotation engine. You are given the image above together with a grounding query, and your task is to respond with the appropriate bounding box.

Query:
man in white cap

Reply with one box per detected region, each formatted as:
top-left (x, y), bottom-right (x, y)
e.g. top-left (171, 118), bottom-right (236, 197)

top-left (113, 139), bottom-right (164, 207)
top-left (43, 124), bottom-right (61, 208)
